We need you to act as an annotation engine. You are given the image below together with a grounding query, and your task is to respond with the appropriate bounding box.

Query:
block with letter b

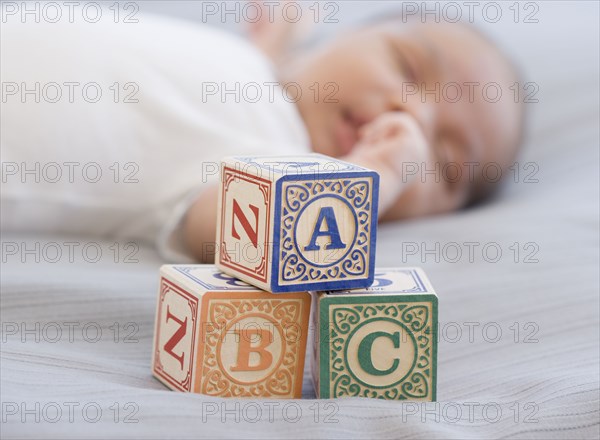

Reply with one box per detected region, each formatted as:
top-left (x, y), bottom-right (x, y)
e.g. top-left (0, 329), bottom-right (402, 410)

top-left (311, 268), bottom-right (438, 400)
top-left (216, 154), bottom-right (379, 292)
top-left (152, 264), bottom-right (311, 398)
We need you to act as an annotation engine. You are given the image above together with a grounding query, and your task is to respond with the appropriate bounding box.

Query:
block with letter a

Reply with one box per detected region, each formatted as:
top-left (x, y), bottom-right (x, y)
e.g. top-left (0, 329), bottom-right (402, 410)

top-left (152, 264), bottom-right (311, 398)
top-left (311, 267), bottom-right (438, 401)
top-left (216, 154), bottom-right (379, 292)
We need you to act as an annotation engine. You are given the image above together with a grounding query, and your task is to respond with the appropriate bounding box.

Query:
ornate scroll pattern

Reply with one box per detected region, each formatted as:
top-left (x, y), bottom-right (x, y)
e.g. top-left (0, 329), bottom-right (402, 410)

top-left (279, 178), bottom-right (373, 285)
top-left (328, 301), bottom-right (434, 400)
top-left (219, 167), bottom-right (271, 283)
top-left (200, 298), bottom-right (304, 398)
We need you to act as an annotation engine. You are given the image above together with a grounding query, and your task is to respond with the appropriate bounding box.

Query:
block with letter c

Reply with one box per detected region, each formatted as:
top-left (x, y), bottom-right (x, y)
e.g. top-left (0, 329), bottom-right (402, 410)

top-left (311, 267), bottom-right (438, 401)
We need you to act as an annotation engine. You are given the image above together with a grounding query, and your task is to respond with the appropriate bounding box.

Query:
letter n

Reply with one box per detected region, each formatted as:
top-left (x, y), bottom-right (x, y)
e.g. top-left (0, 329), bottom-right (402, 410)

top-left (231, 199), bottom-right (259, 247)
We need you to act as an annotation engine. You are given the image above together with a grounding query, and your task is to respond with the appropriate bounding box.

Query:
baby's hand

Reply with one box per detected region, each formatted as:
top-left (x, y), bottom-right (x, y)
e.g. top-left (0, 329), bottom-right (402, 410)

top-left (344, 112), bottom-right (430, 215)
top-left (356, 112), bottom-right (429, 173)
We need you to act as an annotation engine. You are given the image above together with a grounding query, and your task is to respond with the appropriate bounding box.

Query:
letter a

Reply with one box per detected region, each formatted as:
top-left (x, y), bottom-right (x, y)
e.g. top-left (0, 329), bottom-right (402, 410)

top-left (231, 199), bottom-right (259, 247)
top-left (304, 206), bottom-right (346, 251)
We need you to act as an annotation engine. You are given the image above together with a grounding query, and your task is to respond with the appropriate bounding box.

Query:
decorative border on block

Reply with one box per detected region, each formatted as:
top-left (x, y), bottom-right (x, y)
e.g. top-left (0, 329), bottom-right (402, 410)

top-left (271, 172), bottom-right (379, 292)
top-left (218, 166), bottom-right (271, 284)
top-left (153, 277), bottom-right (199, 392)
top-left (195, 291), bottom-right (310, 398)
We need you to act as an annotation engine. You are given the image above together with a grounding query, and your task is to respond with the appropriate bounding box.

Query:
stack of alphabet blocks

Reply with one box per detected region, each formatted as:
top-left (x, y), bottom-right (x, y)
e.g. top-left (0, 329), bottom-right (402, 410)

top-left (152, 155), bottom-right (438, 400)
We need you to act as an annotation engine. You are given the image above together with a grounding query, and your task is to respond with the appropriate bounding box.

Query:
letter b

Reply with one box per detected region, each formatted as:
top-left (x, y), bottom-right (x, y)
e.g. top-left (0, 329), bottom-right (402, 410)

top-left (231, 329), bottom-right (273, 372)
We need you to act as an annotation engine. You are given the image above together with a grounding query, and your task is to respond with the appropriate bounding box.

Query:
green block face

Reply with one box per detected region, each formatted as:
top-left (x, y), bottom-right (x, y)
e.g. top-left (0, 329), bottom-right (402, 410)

top-left (313, 268), bottom-right (438, 401)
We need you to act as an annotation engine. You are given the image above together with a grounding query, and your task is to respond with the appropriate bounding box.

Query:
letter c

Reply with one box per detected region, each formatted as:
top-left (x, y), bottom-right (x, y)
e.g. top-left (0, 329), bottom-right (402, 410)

top-left (357, 331), bottom-right (400, 376)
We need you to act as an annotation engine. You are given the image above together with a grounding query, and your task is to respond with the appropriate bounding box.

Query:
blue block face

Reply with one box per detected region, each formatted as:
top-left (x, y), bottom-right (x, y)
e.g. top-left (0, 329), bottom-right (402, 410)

top-left (271, 171), bottom-right (379, 292)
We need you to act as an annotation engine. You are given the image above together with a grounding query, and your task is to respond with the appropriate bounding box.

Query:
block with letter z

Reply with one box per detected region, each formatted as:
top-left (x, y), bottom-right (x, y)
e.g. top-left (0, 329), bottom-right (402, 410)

top-left (152, 264), bottom-right (311, 398)
top-left (216, 154), bottom-right (379, 292)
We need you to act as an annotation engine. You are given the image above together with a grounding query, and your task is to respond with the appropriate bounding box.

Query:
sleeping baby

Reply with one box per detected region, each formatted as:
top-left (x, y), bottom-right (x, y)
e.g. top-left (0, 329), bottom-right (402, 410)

top-left (0, 8), bottom-right (523, 263)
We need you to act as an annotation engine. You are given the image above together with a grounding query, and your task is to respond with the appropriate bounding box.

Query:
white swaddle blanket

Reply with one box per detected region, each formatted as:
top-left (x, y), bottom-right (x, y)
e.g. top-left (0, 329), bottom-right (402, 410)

top-left (0, 14), bottom-right (310, 259)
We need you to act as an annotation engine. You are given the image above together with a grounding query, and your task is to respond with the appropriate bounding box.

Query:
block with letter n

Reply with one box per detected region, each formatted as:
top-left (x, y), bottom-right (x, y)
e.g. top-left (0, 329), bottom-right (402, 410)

top-left (216, 154), bottom-right (379, 293)
top-left (311, 267), bottom-right (438, 401)
top-left (152, 264), bottom-right (311, 398)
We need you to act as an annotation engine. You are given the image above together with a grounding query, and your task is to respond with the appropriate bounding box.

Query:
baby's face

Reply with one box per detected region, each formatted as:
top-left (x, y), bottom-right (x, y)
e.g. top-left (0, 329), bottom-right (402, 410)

top-left (286, 21), bottom-right (522, 217)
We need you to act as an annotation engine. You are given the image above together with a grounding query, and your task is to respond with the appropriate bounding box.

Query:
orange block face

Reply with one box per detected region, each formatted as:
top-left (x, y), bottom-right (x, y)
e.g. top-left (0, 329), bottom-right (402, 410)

top-left (152, 265), bottom-right (311, 398)
top-left (196, 292), bottom-right (308, 397)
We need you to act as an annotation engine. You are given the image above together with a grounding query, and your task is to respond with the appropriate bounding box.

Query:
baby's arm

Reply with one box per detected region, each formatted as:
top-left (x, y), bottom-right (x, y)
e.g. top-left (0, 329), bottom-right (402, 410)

top-left (182, 113), bottom-right (427, 263)
top-left (182, 185), bottom-right (219, 263)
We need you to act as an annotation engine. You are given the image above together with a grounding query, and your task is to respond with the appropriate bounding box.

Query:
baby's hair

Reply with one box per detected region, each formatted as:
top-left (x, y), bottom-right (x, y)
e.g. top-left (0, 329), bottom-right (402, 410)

top-left (461, 24), bottom-right (527, 207)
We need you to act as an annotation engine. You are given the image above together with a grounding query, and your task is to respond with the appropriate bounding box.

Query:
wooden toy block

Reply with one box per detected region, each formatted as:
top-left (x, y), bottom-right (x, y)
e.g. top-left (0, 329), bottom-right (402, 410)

top-left (152, 264), bottom-right (311, 398)
top-left (215, 154), bottom-right (379, 293)
top-left (311, 267), bottom-right (438, 400)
